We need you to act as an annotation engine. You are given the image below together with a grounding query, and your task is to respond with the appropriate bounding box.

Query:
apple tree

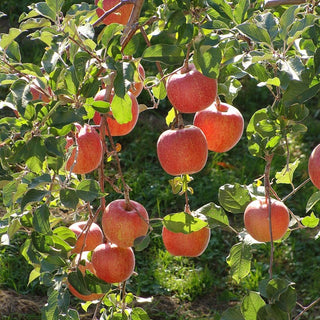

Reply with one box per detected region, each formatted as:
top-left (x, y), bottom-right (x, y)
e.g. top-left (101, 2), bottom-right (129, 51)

top-left (1, 0), bottom-right (320, 319)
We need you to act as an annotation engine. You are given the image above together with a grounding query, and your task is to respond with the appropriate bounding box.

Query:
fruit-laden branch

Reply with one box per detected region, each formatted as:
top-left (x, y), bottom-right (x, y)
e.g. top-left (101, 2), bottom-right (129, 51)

top-left (264, 0), bottom-right (306, 7)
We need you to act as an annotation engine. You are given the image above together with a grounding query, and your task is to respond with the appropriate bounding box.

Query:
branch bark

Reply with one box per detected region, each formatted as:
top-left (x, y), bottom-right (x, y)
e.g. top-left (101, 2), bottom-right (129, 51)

top-left (265, 0), bottom-right (306, 7)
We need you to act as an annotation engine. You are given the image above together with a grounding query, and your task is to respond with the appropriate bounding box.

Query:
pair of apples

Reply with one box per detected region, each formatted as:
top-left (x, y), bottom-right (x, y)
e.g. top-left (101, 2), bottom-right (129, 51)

top-left (68, 198), bottom-right (149, 301)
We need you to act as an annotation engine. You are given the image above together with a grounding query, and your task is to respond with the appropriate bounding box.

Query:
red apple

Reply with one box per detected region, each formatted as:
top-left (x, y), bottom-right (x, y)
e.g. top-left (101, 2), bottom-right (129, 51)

top-left (69, 221), bottom-right (104, 254)
top-left (162, 225), bottom-right (210, 257)
top-left (129, 63), bottom-right (145, 97)
top-left (193, 101), bottom-right (244, 153)
top-left (30, 84), bottom-right (52, 103)
top-left (65, 123), bottom-right (103, 174)
top-left (308, 144), bottom-right (320, 189)
top-left (93, 90), bottom-right (139, 136)
top-left (92, 243), bottom-right (135, 284)
top-left (95, 0), bottom-right (134, 25)
top-left (68, 252), bottom-right (105, 301)
top-left (157, 125), bottom-right (208, 176)
top-left (244, 198), bottom-right (290, 242)
top-left (166, 63), bottom-right (218, 113)
top-left (102, 199), bottom-right (149, 248)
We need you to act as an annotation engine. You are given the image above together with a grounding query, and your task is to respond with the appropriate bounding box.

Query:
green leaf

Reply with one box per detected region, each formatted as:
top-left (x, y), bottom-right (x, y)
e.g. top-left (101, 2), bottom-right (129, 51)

top-left (306, 191), bottom-right (320, 212)
top-left (68, 270), bottom-right (94, 296)
top-left (31, 231), bottom-right (55, 253)
top-left (134, 235), bottom-right (150, 251)
top-left (76, 179), bottom-right (104, 202)
top-left (236, 23), bottom-right (271, 45)
top-left (226, 242), bottom-right (252, 283)
top-left (193, 46), bottom-right (221, 79)
top-left (84, 270), bottom-right (110, 294)
top-left (53, 226), bottom-right (76, 246)
top-left (60, 188), bottom-right (79, 209)
top-left (218, 183), bottom-right (252, 214)
top-left (42, 48), bottom-right (60, 73)
top-left (163, 212), bottom-right (208, 234)
top-left (142, 44), bottom-right (185, 65)
top-left (20, 18), bottom-right (51, 31)
top-left (111, 93), bottom-right (133, 124)
top-left (90, 100), bottom-right (111, 113)
top-left (177, 23), bottom-right (194, 45)
top-left (233, 0), bottom-right (250, 24)
top-left (282, 81), bottom-right (320, 107)
top-left (131, 307), bottom-right (151, 320)
top-left (34, 2), bottom-right (56, 21)
top-left (21, 189), bottom-right (49, 211)
top-left (0, 28), bottom-right (22, 49)
top-left (241, 291), bottom-right (266, 320)
top-left (221, 306), bottom-right (244, 320)
top-left (279, 5), bottom-right (298, 40)
top-left (207, 0), bottom-right (234, 21)
top-left (28, 267), bottom-right (41, 286)
top-left (6, 41), bottom-right (21, 62)
top-left (275, 160), bottom-right (299, 185)
top-left (46, 0), bottom-right (64, 13)
top-left (195, 202), bottom-right (230, 228)
top-left (33, 205), bottom-right (51, 234)
top-left (301, 212), bottom-right (319, 228)
top-left (73, 52), bottom-right (91, 83)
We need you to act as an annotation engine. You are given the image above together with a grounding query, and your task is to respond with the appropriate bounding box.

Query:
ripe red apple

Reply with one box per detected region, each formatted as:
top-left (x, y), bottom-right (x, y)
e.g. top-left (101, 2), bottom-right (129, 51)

top-left (102, 199), bottom-right (149, 248)
top-left (193, 101), bottom-right (244, 153)
top-left (129, 63), bottom-right (145, 97)
top-left (244, 198), bottom-right (290, 242)
top-left (157, 125), bottom-right (208, 176)
top-left (30, 84), bottom-right (52, 103)
top-left (68, 252), bottom-right (105, 301)
top-left (95, 0), bottom-right (134, 25)
top-left (162, 225), bottom-right (210, 257)
top-left (308, 144), bottom-right (320, 189)
top-left (92, 243), bottom-right (135, 284)
top-left (69, 221), bottom-right (104, 254)
top-left (65, 123), bottom-right (103, 174)
top-left (166, 63), bottom-right (218, 113)
top-left (93, 90), bottom-right (139, 136)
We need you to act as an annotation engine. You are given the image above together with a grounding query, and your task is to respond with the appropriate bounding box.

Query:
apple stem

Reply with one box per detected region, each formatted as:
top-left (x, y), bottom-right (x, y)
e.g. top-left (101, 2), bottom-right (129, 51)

top-left (215, 95), bottom-right (222, 111)
top-left (177, 112), bottom-right (184, 129)
top-left (264, 152), bottom-right (274, 279)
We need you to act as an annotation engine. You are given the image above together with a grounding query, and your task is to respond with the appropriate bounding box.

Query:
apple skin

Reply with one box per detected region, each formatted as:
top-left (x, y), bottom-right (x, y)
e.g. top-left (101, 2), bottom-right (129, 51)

top-left (193, 102), bottom-right (244, 153)
top-left (162, 226), bottom-right (210, 257)
top-left (93, 90), bottom-right (139, 136)
top-left (30, 85), bottom-right (52, 103)
top-left (95, 0), bottom-right (134, 25)
top-left (129, 63), bottom-right (145, 97)
top-left (102, 199), bottom-right (149, 248)
top-left (68, 252), bottom-right (105, 301)
top-left (92, 243), bottom-right (135, 284)
top-left (244, 198), bottom-right (290, 242)
top-left (157, 125), bottom-right (208, 176)
top-left (166, 63), bottom-right (218, 113)
top-left (65, 123), bottom-right (103, 174)
top-left (308, 144), bottom-right (320, 190)
top-left (69, 221), bottom-right (104, 254)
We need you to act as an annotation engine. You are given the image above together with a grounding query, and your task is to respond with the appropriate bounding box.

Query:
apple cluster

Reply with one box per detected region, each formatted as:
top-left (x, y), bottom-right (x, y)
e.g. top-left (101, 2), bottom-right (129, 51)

top-left (157, 62), bottom-right (245, 257)
top-left (68, 199), bottom-right (149, 301)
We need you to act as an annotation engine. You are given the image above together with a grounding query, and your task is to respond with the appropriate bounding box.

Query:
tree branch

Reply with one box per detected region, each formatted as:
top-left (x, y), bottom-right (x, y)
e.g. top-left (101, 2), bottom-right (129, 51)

top-left (265, 0), bottom-right (306, 7)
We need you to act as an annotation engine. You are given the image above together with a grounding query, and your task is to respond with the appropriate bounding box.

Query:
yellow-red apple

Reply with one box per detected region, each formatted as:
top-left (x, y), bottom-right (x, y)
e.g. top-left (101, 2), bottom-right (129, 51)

top-left (162, 225), bottom-right (210, 257)
top-left (157, 125), bottom-right (208, 176)
top-left (244, 198), bottom-right (290, 242)
top-left (95, 0), bottom-right (133, 25)
top-left (308, 144), bottom-right (320, 190)
top-left (69, 221), bottom-right (104, 254)
top-left (92, 243), bottom-right (135, 284)
top-left (102, 199), bottom-right (149, 248)
top-left (68, 252), bottom-right (105, 301)
top-left (93, 90), bottom-right (139, 136)
top-left (166, 63), bottom-right (218, 113)
top-left (65, 123), bottom-right (103, 174)
top-left (193, 101), bottom-right (244, 153)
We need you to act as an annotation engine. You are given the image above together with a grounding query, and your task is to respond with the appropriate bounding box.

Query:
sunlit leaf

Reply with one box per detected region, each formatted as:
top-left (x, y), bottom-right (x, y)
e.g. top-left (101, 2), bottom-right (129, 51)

top-left (111, 93), bottom-right (132, 124)
top-left (241, 291), bottom-right (266, 320)
top-left (275, 160), bottom-right (299, 185)
top-left (142, 44), bottom-right (184, 65)
top-left (301, 212), bottom-right (319, 228)
top-left (195, 202), bottom-right (230, 228)
top-left (163, 212), bottom-right (208, 234)
top-left (33, 204), bottom-right (51, 234)
top-left (306, 191), bottom-right (320, 212)
top-left (226, 242), bottom-right (252, 283)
